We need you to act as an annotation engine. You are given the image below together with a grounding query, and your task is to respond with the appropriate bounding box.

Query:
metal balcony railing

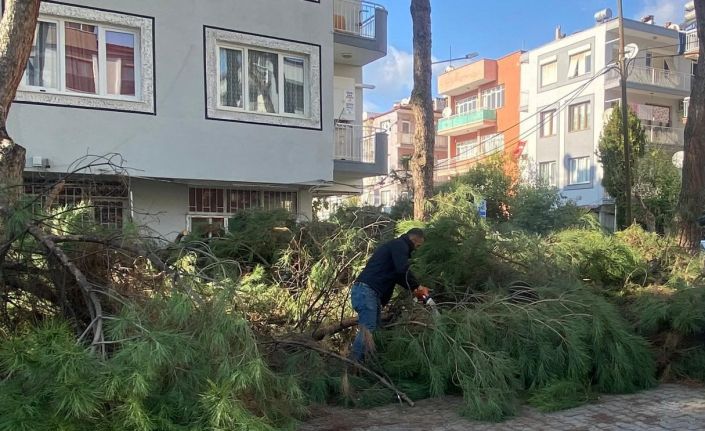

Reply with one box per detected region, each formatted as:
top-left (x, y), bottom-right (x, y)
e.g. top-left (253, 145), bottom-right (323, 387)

top-left (685, 29), bottom-right (699, 54)
top-left (333, 0), bottom-right (384, 39)
top-left (643, 125), bottom-right (684, 147)
top-left (607, 66), bottom-right (691, 92)
top-left (334, 123), bottom-right (377, 163)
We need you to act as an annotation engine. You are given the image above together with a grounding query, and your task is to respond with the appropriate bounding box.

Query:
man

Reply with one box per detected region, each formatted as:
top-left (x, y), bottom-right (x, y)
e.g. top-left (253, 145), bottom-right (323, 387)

top-left (350, 228), bottom-right (430, 362)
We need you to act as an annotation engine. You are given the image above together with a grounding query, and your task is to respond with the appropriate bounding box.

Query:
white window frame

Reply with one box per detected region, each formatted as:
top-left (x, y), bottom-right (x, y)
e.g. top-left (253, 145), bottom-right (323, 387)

top-left (15, 2), bottom-right (154, 114)
top-left (540, 109), bottom-right (558, 137)
top-left (481, 85), bottom-right (504, 110)
top-left (456, 139), bottom-right (479, 160)
top-left (455, 95), bottom-right (477, 114)
top-left (568, 157), bottom-right (590, 185)
top-left (481, 134), bottom-right (504, 154)
top-left (401, 120), bottom-right (411, 134)
top-left (538, 161), bottom-right (557, 186)
top-left (205, 26), bottom-right (322, 129)
top-left (540, 61), bottom-right (558, 87)
top-left (568, 49), bottom-right (592, 78)
top-left (215, 43), bottom-right (310, 118)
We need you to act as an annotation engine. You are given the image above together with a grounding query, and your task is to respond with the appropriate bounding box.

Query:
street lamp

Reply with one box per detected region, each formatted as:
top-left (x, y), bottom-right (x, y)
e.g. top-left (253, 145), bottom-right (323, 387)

top-left (431, 52), bottom-right (478, 65)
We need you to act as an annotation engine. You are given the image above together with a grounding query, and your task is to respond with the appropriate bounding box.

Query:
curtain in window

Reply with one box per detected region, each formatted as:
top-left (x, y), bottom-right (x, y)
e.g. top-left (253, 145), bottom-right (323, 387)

top-left (106, 31), bottom-right (135, 96)
top-left (27, 21), bottom-right (58, 88)
top-left (248, 50), bottom-right (279, 113)
top-left (65, 22), bottom-right (99, 94)
top-left (219, 48), bottom-right (243, 108)
top-left (284, 56), bottom-right (305, 115)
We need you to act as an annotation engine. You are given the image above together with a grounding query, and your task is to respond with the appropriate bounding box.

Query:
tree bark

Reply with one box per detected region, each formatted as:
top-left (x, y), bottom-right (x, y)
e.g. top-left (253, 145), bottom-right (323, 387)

top-left (409, 0), bottom-right (434, 221)
top-left (677, 0), bottom-right (705, 251)
top-left (0, 0), bottom-right (40, 208)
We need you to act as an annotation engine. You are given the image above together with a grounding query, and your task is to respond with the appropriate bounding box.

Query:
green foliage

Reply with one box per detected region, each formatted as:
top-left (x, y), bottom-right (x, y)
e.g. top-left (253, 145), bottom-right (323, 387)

top-left (598, 106), bottom-right (647, 228)
top-left (0, 293), bottom-right (305, 430)
top-left (389, 196), bottom-right (413, 220)
top-left (633, 148), bottom-right (681, 233)
top-left (508, 183), bottom-right (586, 234)
top-left (527, 380), bottom-right (596, 412)
top-left (437, 156), bottom-right (514, 221)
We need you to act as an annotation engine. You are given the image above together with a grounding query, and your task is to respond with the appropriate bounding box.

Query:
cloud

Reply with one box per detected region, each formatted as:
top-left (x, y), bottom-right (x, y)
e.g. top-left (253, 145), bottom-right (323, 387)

top-left (635, 0), bottom-right (687, 25)
top-left (363, 45), bottom-right (457, 113)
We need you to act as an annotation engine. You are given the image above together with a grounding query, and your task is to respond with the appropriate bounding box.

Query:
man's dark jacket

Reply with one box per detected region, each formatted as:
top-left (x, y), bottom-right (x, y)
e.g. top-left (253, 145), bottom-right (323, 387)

top-left (355, 234), bottom-right (420, 306)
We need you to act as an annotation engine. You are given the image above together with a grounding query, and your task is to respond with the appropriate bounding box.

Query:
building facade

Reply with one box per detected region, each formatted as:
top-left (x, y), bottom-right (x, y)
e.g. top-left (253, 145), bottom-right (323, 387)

top-left (520, 15), bottom-right (692, 228)
top-left (434, 51), bottom-right (523, 181)
top-left (8, 0), bottom-right (388, 238)
top-left (361, 101), bottom-right (448, 211)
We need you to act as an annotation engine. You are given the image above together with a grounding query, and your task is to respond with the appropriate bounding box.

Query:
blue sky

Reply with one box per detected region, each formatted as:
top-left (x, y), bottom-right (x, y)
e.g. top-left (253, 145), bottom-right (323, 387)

top-left (363, 0), bottom-right (688, 113)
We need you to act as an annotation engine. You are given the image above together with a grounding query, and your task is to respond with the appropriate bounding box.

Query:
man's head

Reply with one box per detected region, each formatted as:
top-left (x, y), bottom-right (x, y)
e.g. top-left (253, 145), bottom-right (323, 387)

top-left (406, 228), bottom-right (425, 249)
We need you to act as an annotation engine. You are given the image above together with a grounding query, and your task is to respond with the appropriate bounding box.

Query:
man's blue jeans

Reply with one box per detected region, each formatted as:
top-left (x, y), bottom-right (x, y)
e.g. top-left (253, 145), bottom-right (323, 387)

top-left (351, 282), bottom-right (381, 362)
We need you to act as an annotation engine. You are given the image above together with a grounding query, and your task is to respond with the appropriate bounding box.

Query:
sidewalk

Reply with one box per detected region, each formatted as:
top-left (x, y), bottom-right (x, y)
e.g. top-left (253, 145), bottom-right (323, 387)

top-left (299, 384), bottom-right (705, 431)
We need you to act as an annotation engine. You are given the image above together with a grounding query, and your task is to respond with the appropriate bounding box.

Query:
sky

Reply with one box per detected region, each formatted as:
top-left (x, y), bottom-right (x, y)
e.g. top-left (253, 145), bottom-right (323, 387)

top-left (362, 0), bottom-right (689, 113)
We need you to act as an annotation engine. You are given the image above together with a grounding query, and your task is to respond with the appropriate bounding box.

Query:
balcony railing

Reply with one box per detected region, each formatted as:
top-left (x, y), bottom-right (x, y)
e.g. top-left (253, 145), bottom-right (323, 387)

top-left (685, 29), bottom-right (699, 55)
top-left (437, 109), bottom-right (497, 135)
top-left (607, 66), bottom-right (691, 92)
top-left (643, 125), bottom-right (684, 147)
top-left (334, 123), bottom-right (377, 163)
top-left (334, 0), bottom-right (383, 39)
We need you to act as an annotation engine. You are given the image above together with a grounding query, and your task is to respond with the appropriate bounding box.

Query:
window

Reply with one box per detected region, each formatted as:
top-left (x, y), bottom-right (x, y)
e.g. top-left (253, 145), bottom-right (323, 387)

top-left (401, 121), bottom-right (411, 134)
top-left (24, 178), bottom-right (128, 229)
top-left (217, 46), bottom-right (306, 116)
top-left (481, 134), bottom-right (504, 154)
top-left (569, 157), bottom-right (590, 185)
top-left (455, 95), bottom-right (477, 114)
top-left (538, 161), bottom-right (557, 186)
top-left (456, 139), bottom-right (479, 160)
top-left (540, 61), bottom-right (557, 86)
top-left (188, 187), bottom-right (298, 218)
top-left (381, 191), bottom-right (391, 206)
top-left (569, 102), bottom-right (590, 132)
top-left (380, 120), bottom-right (391, 131)
top-left (692, 61), bottom-right (698, 76)
top-left (206, 27), bottom-right (322, 129)
top-left (481, 86), bottom-right (504, 110)
top-left (645, 52), bottom-right (653, 68)
top-left (17, 3), bottom-right (154, 113)
top-left (568, 50), bottom-right (591, 78)
top-left (540, 109), bottom-right (558, 137)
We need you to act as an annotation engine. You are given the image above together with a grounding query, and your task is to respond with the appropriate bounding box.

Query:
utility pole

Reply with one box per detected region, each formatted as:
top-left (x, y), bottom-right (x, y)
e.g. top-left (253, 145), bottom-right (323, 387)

top-left (617, 0), bottom-right (632, 226)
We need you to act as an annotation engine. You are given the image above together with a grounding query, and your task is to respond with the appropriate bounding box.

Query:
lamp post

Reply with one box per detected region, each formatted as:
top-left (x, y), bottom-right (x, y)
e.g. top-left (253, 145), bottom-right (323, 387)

top-left (431, 52), bottom-right (478, 65)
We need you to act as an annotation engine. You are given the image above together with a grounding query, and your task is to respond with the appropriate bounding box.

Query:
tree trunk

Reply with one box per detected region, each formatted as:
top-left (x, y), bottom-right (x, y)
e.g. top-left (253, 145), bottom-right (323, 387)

top-left (0, 0), bottom-right (40, 209)
top-left (409, 0), bottom-right (434, 221)
top-left (677, 0), bottom-right (705, 251)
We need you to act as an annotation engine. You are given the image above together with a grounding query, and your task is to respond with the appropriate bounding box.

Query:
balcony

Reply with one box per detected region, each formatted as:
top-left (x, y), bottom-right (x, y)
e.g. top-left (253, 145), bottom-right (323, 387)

top-left (438, 60), bottom-right (497, 96)
top-left (334, 0), bottom-right (388, 66)
top-left (643, 125), bottom-right (684, 148)
top-left (685, 29), bottom-right (699, 60)
top-left (606, 66), bottom-right (691, 96)
top-left (334, 123), bottom-right (388, 178)
top-left (437, 109), bottom-right (497, 137)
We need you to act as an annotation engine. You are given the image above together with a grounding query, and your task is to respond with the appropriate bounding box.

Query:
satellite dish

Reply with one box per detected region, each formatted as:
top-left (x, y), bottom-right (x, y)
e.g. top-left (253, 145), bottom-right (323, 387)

top-left (624, 43), bottom-right (639, 60)
top-left (672, 151), bottom-right (684, 169)
top-left (401, 97), bottom-right (410, 105)
top-left (603, 107), bottom-right (614, 123)
top-left (442, 106), bottom-right (452, 118)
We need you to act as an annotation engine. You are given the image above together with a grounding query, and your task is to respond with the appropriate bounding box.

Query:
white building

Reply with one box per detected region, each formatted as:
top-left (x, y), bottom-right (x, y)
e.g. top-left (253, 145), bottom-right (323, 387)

top-left (7, 0), bottom-right (388, 238)
top-left (520, 12), bottom-right (692, 227)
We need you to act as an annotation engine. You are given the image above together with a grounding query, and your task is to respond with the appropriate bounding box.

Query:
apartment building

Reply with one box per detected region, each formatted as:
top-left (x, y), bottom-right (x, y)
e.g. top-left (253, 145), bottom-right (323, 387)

top-left (7, 0), bottom-right (388, 238)
top-left (360, 101), bottom-right (448, 210)
top-left (682, 0), bottom-right (699, 120)
top-left (520, 12), bottom-right (692, 228)
top-left (434, 51), bottom-right (523, 181)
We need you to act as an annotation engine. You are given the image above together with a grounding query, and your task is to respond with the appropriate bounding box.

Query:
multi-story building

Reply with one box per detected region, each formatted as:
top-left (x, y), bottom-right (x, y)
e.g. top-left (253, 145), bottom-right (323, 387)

top-left (7, 0), bottom-right (388, 238)
top-left (682, 0), bottom-right (698, 121)
top-left (434, 51), bottom-right (523, 181)
top-left (361, 100), bottom-right (448, 211)
top-left (520, 12), bottom-right (692, 228)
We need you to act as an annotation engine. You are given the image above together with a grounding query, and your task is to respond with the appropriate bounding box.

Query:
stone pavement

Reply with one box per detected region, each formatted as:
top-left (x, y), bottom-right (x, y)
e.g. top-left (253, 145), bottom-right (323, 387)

top-left (299, 384), bottom-right (705, 431)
